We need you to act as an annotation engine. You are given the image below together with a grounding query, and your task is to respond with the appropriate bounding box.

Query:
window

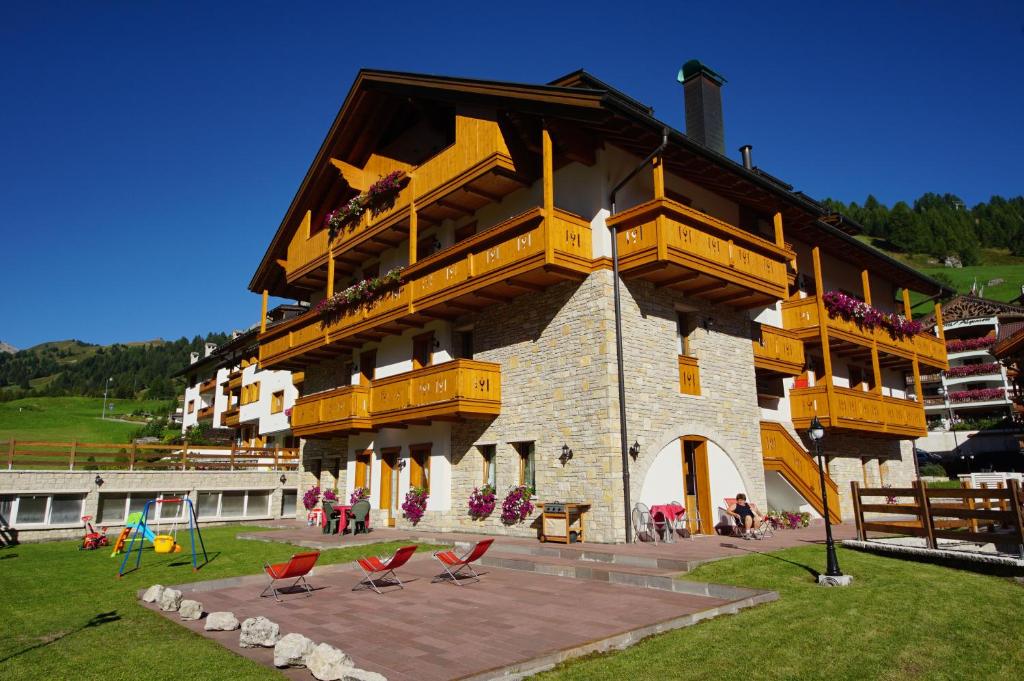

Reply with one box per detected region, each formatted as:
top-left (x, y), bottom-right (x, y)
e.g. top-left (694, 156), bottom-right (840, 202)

top-left (198, 492), bottom-right (220, 518)
top-left (359, 350), bottom-right (376, 385)
top-left (514, 442), bottom-right (536, 492)
top-left (480, 445), bottom-right (496, 488)
top-left (221, 491), bottom-right (246, 517)
top-left (0, 496), bottom-right (13, 524)
top-left (50, 495), bottom-right (84, 524)
top-left (417, 233), bottom-right (441, 261)
top-left (5, 494), bottom-right (87, 526)
top-left (354, 450), bottom-right (372, 490)
top-left (242, 382), bottom-right (261, 405)
top-left (196, 490), bottom-right (273, 519)
top-left (16, 495), bottom-right (47, 524)
top-left (281, 489), bottom-right (298, 517)
top-left (409, 445), bottom-right (431, 492)
top-left (271, 390), bottom-right (285, 414)
top-left (188, 400), bottom-right (195, 414)
top-left (246, 491), bottom-right (271, 517)
top-left (98, 493), bottom-right (129, 524)
top-left (456, 329), bottom-right (474, 359)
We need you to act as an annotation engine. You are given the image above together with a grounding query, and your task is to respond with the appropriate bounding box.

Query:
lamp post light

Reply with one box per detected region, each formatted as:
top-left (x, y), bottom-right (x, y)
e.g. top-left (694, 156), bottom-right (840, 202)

top-left (807, 416), bottom-right (852, 586)
top-left (101, 377), bottom-right (113, 419)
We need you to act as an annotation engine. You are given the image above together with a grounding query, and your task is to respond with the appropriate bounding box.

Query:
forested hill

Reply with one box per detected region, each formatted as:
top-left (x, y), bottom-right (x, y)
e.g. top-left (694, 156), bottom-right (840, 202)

top-left (0, 334), bottom-right (228, 400)
top-left (823, 194), bottom-right (1024, 266)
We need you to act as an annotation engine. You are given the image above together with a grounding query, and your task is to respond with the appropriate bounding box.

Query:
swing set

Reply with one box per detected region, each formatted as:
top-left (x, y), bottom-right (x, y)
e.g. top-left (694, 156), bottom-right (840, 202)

top-left (117, 497), bottom-right (208, 578)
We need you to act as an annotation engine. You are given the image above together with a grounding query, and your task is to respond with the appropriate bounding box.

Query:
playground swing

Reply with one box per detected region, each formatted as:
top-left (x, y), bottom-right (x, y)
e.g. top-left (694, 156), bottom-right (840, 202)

top-left (117, 497), bottom-right (208, 578)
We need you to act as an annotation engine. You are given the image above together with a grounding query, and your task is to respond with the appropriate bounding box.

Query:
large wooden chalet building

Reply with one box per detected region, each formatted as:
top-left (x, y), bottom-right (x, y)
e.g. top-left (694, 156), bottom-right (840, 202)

top-left (247, 64), bottom-right (950, 541)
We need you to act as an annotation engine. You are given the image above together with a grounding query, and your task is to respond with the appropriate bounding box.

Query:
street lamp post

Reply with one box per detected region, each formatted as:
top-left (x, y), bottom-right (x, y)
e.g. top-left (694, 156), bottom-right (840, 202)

top-left (808, 416), bottom-right (852, 586)
top-left (937, 384), bottom-right (960, 454)
top-left (101, 377), bottom-right (112, 419)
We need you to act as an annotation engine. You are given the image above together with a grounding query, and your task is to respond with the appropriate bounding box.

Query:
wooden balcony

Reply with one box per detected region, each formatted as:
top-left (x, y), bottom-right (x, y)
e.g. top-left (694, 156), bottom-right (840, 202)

top-left (261, 207), bottom-right (592, 369)
top-left (607, 198), bottom-right (794, 308)
top-left (198, 377), bottom-right (217, 393)
top-left (196, 405), bottom-right (215, 421)
top-left (286, 115), bottom-right (525, 289)
top-left (291, 360), bottom-right (500, 437)
top-left (678, 355), bottom-right (700, 395)
top-left (790, 385), bottom-right (926, 438)
top-left (752, 323), bottom-right (805, 376)
top-left (782, 296), bottom-right (948, 371)
top-left (222, 407), bottom-right (240, 428)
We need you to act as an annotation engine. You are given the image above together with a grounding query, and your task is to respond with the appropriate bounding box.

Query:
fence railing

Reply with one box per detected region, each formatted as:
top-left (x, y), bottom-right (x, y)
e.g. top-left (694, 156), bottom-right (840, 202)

top-left (851, 480), bottom-right (1024, 558)
top-left (1, 440), bottom-right (300, 472)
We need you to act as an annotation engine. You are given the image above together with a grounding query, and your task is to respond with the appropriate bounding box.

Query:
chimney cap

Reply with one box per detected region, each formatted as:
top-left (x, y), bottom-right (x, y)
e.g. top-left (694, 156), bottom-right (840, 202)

top-left (677, 60), bottom-right (726, 86)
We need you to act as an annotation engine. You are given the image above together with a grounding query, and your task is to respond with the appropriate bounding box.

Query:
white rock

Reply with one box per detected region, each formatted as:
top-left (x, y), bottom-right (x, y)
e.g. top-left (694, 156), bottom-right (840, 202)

top-left (239, 616), bottom-right (281, 648)
top-left (307, 642), bottom-right (354, 680)
top-left (141, 584), bottom-right (165, 603)
top-left (178, 599), bottom-right (203, 621)
top-left (157, 587), bottom-right (183, 612)
top-left (342, 669), bottom-right (388, 681)
top-left (273, 633), bottom-right (316, 668)
top-left (204, 611), bottom-right (240, 631)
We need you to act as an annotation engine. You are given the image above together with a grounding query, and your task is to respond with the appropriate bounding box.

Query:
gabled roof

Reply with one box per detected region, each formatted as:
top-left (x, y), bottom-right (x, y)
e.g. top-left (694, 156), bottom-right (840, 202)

top-left (248, 68), bottom-right (953, 299)
top-left (921, 295), bottom-right (1024, 328)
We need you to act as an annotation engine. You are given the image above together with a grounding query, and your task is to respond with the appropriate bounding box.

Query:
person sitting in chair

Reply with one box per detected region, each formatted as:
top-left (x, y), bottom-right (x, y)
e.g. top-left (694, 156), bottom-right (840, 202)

top-left (727, 493), bottom-right (765, 540)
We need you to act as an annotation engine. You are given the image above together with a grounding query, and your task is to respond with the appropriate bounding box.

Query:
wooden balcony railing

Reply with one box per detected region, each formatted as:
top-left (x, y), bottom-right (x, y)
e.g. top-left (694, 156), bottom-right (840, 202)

top-left (291, 360), bottom-right (500, 437)
top-left (196, 405), bottom-right (215, 421)
top-left (607, 197), bottom-right (794, 308)
top-left (678, 355), bottom-right (700, 396)
top-left (222, 407), bottom-right (240, 428)
top-left (2, 440), bottom-right (299, 471)
top-left (752, 323), bottom-right (805, 375)
top-left (286, 115), bottom-right (521, 286)
top-left (790, 385), bottom-right (926, 438)
top-left (198, 377), bottom-right (217, 393)
top-left (782, 296), bottom-right (948, 370)
top-left (760, 421), bottom-right (840, 522)
top-left (261, 207), bottom-right (592, 369)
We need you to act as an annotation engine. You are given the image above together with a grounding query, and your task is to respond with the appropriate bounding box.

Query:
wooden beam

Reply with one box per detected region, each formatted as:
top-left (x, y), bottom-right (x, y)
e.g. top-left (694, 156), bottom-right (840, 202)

top-left (813, 246), bottom-right (837, 422)
top-left (862, 269), bottom-right (882, 395)
top-left (902, 288), bottom-right (913, 320)
top-left (542, 125), bottom-right (554, 264)
top-left (504, 277), bottom-right (545, 293)
top-left (408, 173), bottom-right (418, 266)
top-left (685, 280), bottom-right (728, 297)
top-left (260, 290), bottom-right (269, 333)
top-left (652, 155), bottom-right (665, 200)
top-left (463, 185), bottom-right (502, 203)
top-left (661, 271), bottom-right (702, 288)
top-left (934, 302), bottom-right (946, 342)
top-left (470, 290), bottom-right (515, 303)
top-left (773, 212), bottom-right (785, 249)
top-left (444, 300), bottom-right (485, 312)
top-left (326, 254), bottom-right (335, 297)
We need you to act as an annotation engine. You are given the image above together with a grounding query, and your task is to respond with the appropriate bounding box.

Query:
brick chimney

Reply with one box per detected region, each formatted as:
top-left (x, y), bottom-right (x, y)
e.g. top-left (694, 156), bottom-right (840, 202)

top-left (678, 60), bottom-right (727, 155)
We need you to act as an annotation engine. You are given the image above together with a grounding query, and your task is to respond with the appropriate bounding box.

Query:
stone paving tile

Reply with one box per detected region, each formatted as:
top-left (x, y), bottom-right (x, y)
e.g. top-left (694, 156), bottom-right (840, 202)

top-left (147, 553), bottom-right (736, 680)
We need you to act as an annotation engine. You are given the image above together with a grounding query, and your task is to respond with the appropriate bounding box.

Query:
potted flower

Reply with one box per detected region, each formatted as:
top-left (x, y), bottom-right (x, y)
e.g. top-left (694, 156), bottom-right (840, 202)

top-left (402, 487), bottom-right (429, 524)
top-left (302, 486), bottom-right (322, 511)
top-left (350, 486), bottom-right (370, 504)
top-left (500, 485), bottom-right (535, 525)
top-left (468, 484), bottom-right (496, 519)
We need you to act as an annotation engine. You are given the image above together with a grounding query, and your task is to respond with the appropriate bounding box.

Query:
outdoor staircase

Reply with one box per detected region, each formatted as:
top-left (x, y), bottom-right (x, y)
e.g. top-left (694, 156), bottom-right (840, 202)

top-left (759, 421), bottom-right (841, 523)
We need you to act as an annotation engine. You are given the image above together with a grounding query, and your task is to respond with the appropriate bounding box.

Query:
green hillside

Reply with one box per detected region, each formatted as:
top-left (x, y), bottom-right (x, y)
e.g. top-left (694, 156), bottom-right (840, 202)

top-left (0, 396), bottom-right (177, 442)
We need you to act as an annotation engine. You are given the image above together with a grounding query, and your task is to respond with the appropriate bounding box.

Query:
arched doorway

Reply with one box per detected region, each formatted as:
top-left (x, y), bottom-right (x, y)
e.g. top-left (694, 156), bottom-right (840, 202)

top-left (638, 435), bottom-right (746, 534)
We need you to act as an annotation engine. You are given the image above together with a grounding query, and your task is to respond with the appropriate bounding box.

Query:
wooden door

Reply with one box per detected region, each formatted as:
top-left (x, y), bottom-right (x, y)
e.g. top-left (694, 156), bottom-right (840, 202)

top-left (409, 444), bottom-right (431, 492)
top-left (354, 450), bottom-right (372, 491)
top-left (680, 437), bottom-right (712, 535)
top-left (379, 448), bottom-right (399, 527)
top-left (412, 332), bottom-right (434, 370)
top-left (359, 350), bottom-right (376, 386)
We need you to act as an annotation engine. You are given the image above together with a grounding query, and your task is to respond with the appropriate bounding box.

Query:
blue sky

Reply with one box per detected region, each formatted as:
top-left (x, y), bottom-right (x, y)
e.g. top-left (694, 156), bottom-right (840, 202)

top-left (1, 1), bottom-right (1021, 349)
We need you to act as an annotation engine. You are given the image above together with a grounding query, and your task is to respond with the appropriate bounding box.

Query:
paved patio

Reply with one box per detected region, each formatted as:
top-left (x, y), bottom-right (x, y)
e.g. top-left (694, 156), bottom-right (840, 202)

top-left (147, 550), bottom-right (771, 680)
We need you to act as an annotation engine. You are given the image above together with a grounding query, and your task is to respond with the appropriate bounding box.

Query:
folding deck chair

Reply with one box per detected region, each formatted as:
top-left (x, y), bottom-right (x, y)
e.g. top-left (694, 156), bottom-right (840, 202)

top-left (353, 545), bottom-right (417, 594)
top-left (260, 551), bottom-right (321, 602)
top-left (432, 538), bottom-right (494, 585)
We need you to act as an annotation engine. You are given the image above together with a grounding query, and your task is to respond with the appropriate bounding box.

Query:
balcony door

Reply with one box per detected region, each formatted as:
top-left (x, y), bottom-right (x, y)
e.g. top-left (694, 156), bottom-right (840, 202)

top-left (680, 436), bottom-right (711, 535)
top-left (359, 350), bottom-right (376, 386)
top-left (379, 448), bottom-right (400, 527)
top-left (413, 331), bottom-right (435, 370)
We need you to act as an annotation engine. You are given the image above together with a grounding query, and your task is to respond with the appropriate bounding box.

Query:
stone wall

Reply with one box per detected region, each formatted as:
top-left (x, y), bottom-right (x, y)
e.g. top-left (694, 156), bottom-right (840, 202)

top-left (0, 470), bottom-right (299, 542)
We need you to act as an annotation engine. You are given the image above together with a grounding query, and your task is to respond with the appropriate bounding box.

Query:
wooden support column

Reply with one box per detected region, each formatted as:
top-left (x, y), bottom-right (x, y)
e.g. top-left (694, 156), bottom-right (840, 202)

top-left (326, 251), bottom-right (335, 297)
top-left (902, 288), bottom-right (913, 320)
top-left (812, 247), bottom-right (836, 421)
top-left (773, 211), bottom-right (785, 249)
top-left (408, 174), bottom-right (418, 267)
top-left (542, 126), bottom-right (554, 263)
top-left (652, 155), bottom-right (665, 200)
top-left (934, 302), bottom-right (946, 343)
top-left (260, 289), bottom-right (269, 333)
top-left (862, 270), bottom-right (883, 394)
top-left (914, 480), bottom-right (936, 549)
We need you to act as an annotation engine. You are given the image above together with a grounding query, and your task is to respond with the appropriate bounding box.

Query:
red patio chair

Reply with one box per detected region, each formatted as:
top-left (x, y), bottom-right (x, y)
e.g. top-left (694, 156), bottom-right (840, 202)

top-left (353, 545), bottom-right (418, 594)
top-left (432, 538), bottom-right (494, 585)
top-left (260, 551), bottom-right (321, 602)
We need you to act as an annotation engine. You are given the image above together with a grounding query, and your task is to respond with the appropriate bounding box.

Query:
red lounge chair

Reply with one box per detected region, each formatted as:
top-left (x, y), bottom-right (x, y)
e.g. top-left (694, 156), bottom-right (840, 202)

top-left (260, 551), bottom-right (321, 602)
top-left (353, 545), bottom-right (418, 594)
top-left (432, 538), bottom-right (494, 585)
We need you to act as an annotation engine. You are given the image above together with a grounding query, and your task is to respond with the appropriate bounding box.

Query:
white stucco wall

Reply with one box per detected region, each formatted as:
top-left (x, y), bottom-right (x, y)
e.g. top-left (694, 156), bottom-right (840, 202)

top-left (346, 423), bottom-right (453, 513)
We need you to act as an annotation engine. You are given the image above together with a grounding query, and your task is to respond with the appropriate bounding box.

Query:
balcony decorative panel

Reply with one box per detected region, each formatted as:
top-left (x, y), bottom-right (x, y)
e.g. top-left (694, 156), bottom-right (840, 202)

top-left (752, 323), bottom-right (805, 375)
top-left (608, 198), bottom-right (794, 308)
top-left (790, 385), bottom-right (926, 438)
top-left (678, 355), bottom-right (701, 395)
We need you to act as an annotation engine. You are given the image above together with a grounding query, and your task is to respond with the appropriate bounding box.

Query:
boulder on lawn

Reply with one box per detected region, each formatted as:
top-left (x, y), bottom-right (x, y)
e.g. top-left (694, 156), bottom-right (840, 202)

top-left (307, 642), bottom-right (354, 680)
top-left (273, 633), bottom-right (316, 668)
top-left (239, 616), bottom-right (281, 648)
top-left (158, 587), bottom-right (183, 612)
top-left (141, 585), bottom-right (165, 603)
top-left (204, 611), bottom-right (240, 631)
top-left (178, 599), bottom-right (203, 621)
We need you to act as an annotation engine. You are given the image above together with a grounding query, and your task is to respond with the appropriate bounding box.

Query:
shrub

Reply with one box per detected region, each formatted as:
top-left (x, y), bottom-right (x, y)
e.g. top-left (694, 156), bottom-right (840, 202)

top-left (919, 463), bottom-right (947, 478)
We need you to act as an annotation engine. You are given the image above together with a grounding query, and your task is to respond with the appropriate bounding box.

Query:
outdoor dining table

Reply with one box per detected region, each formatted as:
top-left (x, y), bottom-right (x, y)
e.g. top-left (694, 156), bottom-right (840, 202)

top-left (649, 504), bottom-right (686, 543)
top-left (332, 503), bottom-right (371, 535)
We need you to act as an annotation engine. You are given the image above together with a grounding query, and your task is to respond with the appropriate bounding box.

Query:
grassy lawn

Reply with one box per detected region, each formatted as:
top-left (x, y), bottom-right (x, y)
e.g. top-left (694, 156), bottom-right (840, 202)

top-left (538, 546), bottom-right (1024, 681)
top-left (0, 525), bottom-right (441, 680)
top-left (0, 396), bottom-right (173, 442)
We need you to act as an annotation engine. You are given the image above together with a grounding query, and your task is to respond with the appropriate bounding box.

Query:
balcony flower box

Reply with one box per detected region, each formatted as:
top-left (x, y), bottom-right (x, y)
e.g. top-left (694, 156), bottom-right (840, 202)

top-left (945, 337), bottom-right (996, 353)
top-left (945, 363), bottom-right (1001, 378)
top-left (821, 290), bottom-right (923, 340)
top-left (947, 388), bottom-right (1005, 403)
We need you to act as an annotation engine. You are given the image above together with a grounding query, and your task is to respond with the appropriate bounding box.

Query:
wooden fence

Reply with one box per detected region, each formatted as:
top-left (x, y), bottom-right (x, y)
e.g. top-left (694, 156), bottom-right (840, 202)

top-left (851, 480), bottom-right (1024, 558)
top-left (1, 439), bottom-right (300, 472)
